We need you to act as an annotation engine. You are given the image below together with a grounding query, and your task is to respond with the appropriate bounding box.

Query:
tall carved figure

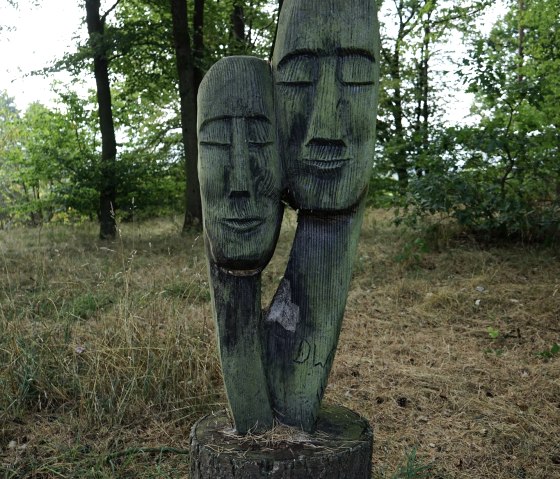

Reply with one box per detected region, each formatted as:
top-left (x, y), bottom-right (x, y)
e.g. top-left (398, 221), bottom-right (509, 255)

top-left (264, 0), bottom-right (381, 431)
top-left (198, 56), bottom-right (283, 434)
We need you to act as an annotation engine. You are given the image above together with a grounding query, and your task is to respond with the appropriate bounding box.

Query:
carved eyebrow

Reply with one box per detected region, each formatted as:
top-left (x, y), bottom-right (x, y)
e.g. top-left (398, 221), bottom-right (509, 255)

top-left (277, 49), bottom-right (319, 69)
top-left (278, 48), bottom-right (376, 68)
top-left (245, 114), bottom-right (272, 124)
top-left (338, 48), bottom-right (376, 62)
top-left (199, 114), bottom-right (271, 130)
top-left (199, 115), bottom-right (231, 131)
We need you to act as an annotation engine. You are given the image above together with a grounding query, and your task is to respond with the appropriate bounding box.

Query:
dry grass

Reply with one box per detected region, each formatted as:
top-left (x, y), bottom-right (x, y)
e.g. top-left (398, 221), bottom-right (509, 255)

top-left (1, 210), bottom-right (559, 478)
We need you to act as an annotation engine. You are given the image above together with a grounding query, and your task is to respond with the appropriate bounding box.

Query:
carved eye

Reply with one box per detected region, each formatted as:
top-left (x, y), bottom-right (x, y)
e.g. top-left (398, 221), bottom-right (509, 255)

top-left (199, 119), bottom-right (231, 146)
top-left (276, 56), bottom-right (316, 86)
top-left (247, 119), bottom-right (273, 147)
top-left (339, 55), bottom-right (375, 86)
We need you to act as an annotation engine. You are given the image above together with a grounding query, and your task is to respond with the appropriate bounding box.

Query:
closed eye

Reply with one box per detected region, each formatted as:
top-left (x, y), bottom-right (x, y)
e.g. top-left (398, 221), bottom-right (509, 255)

top-left (200, 140), bottom-right (231, 147)
top-left (248, 140), bottom-right (273, 147)
top-left (276, 55), bottom-right (316, 86)
top-left (339, 54), bottom-right (375, 86)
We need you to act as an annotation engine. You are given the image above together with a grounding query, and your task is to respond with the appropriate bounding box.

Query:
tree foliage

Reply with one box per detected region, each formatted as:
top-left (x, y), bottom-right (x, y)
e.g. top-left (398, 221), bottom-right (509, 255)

top-left (2, 0), bottom-right (558, 243)
top-left (23, 0), bottom-right (278, 231)
top-left (400, 0), bottom-right (559, 242)
top-left (373, 0), bottom-right (492, 199)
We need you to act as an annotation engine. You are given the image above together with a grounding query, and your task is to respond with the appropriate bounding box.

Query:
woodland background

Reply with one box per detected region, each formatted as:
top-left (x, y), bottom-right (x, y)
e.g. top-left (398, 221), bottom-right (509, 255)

top-left (0, 1), bottom-right (559, 478)
top-left (0, 0), bottom-right (558, 243)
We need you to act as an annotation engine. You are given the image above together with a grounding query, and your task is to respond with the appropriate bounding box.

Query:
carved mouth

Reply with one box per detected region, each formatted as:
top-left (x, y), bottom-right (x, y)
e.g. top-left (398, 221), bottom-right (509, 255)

top-left (220, 217), bottom-right (264, 232)
top-left (302, 140), bottom-right (351, 171)
top-left (302, 157), bottom-right (351, 170)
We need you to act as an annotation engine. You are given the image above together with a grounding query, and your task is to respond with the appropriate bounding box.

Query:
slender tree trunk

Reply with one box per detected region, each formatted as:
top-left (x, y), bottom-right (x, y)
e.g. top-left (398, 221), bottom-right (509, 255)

top-left (193, 0), bottom-right (205, 88)
top-left (270, 0), bottom-right (283, 59)
top-left (85, 0), bottom-right (118, 240)
top-left (391, 44), bottom-right (409, 193)
top-left (230, 0), bottom-right (246, 53)
top-left (415, 12), bottom-right (431, 178)
top-left (171, 0), bottom-right (203, 231)
top-left (517, 0), bottom-right (525, 84)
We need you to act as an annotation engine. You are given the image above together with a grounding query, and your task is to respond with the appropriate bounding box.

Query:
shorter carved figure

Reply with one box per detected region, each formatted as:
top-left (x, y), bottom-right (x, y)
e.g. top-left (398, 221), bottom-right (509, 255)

top-left (198, 56), bottom-right (283, 434)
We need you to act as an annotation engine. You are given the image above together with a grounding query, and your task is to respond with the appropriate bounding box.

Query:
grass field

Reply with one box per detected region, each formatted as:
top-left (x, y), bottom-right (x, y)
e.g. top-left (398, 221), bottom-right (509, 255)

top-left (1, 209), bottom-right (559, 478)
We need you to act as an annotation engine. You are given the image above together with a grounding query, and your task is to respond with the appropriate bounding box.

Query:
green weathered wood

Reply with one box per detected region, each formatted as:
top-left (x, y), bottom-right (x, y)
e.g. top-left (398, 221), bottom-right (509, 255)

top-left (264, 199), bottom-right (366, 431)
top-left (198, 56), bottom-right (282, 272)
top-left (190, 404), bottom-right (373, 478)
top-left (208, 263), bottom-right (273, 434)
top-left (272, 0), bottom-right (381, 212)
top-left (197, 0), bottom-right (381, 436)
top-left (264, 0), bottom-right (381, 431)
top-left (198, 56), bottom-right (283, 434)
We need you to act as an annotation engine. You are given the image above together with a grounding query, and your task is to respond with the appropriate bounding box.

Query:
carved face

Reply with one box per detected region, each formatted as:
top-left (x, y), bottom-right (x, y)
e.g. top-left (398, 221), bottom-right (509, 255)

top-left (198, 57), bottom-right (282, 271)
top-left (273, 0), bottom-right (380, 211)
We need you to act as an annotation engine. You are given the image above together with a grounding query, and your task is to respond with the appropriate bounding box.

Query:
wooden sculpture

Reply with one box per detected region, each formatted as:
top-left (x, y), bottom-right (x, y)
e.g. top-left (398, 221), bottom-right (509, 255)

top-left (198, 56), bottom-right (282, 434)
top-left (198, 0), bottom-right (380, 435)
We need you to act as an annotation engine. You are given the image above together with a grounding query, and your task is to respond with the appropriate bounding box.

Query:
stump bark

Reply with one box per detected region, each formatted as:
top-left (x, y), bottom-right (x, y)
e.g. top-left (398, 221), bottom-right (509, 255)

top-left (190, 404), bottom-right (373, 478)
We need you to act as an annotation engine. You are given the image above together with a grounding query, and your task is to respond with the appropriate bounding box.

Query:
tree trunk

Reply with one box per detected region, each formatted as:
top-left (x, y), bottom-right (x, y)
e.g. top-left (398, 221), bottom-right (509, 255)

top-left (415, 11), bottom-right (431, 177)
top-left (391, 45), bottom-right (409, 193)
top-left (231, 1), bottom-right (245, 44)
top-left (171, 0), bottom-right (203, 232)
top-left (193, 0), bottom-right (205, 88)
top-left (190, 405), bottom-right (373, 479)
top-left (85, 0), bottom-right (117, 240)
top-left (270, 0), bottom-right (283, 60)
top-left (517, 0), bottom-right (525, 84)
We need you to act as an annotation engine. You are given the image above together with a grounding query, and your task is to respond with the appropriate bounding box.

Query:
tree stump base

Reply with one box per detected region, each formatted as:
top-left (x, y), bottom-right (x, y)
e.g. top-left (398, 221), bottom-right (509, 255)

top-left (190, 404), bottom-right (373, 478)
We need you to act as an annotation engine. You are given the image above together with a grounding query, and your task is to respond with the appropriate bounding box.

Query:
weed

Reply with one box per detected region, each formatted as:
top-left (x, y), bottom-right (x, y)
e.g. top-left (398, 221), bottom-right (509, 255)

top-left (394, 237), bottom-right (429, 268)
top-left (537, 342), bottom-right (560, 360)
top-left (392, 448), bottom-right (433, 478)
top-left (487, 326), bottom-right (500, 339)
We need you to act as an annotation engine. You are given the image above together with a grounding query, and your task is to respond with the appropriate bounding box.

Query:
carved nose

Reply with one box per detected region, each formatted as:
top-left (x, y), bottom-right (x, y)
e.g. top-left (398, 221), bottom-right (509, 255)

top-left (306, 63), bottom-right (342, 143)
top-left (229, 119), bottom-right (254, 198)
top-left (229, 163), bottom-right (253, 199)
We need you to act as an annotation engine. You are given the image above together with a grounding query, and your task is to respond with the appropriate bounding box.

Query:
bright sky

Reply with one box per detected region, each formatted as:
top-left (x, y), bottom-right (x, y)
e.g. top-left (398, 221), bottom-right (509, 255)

top-left (0, 1), bottom-right (506, 121)
top-left (0, 1), bottom-right (89, 111)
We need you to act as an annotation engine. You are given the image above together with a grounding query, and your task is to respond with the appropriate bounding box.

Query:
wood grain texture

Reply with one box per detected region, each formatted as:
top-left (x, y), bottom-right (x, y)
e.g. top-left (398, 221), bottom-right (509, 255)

top-left (198, 56), bottom-right (283, 271)
top-left (208, 263), bottom-right (273, 434)
top-left (264, 198), bottom-right (366, 431)
top-left (190, 404), bottom-right (373, 478)
top-left (198, 56), bottom-right (282, 434)
top-left (272, 0), bottom-right (381, 211)
top-left (263, 0), bottom-right (380, 431)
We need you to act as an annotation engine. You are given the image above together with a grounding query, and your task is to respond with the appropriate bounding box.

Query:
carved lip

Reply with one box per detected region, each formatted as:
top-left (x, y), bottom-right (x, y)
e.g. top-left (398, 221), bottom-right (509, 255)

top-left (220, 217), bottom-right (265, 232)
top-left (302, 157), bottom-right (352, 170)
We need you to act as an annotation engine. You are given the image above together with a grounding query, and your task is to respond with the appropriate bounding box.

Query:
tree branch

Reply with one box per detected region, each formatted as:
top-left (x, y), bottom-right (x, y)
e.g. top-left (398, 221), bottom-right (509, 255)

top-left (101, 0), bottom-right (122, 24)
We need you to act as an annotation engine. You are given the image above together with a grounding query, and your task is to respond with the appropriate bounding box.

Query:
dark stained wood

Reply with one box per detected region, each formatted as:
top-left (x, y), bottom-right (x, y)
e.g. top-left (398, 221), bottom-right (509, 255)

top-left (265, 0), bottom-right (380, 432)
top-left (264, 199), bottom-right (366, 432)
top-left (208, 264), bottom-right (273, 434)
top-left (190, 405), bottom-right (373, 478)
top-left (198, 56), bottom-right (282, 434)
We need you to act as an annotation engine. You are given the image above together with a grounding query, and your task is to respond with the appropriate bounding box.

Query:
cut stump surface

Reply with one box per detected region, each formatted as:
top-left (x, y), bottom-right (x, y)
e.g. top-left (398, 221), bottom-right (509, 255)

top-left (190, 404), bottom-right (373, 478)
